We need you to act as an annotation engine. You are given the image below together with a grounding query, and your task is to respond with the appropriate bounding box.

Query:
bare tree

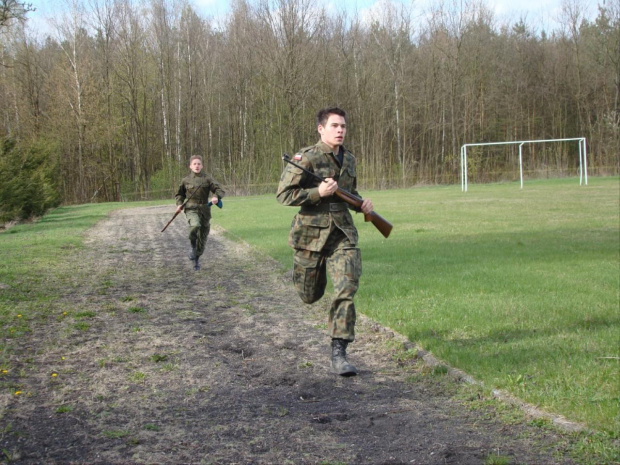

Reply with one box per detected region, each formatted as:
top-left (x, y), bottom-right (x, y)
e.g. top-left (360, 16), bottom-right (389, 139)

top-left (255, 0), bottom-right (325, 150)
top-left (0, 0), bottom-right (33, 29)
top-left (51, 0), bottom-right (93, 201)
top-left (369, 1), bottom-right (415, 186)
top-left (1, 0), bottom-right (618, 206)
top-left (114, 0), bottom-right (152, 198)
top-left (91, 0), bottom-right (122, 201)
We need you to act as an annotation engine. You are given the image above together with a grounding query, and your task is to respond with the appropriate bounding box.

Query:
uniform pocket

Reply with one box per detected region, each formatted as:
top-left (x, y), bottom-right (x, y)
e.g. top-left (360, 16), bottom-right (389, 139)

top-left (299, 212), bottom-right (329, 236)
top-left (293, 250), bottom-right (327, 304)
top-left (316, 166), bottom-right (336, 179)
top-left (289, 212), bottom-right (331, 251)
top-left (336, 165), bottom-right (356, 191)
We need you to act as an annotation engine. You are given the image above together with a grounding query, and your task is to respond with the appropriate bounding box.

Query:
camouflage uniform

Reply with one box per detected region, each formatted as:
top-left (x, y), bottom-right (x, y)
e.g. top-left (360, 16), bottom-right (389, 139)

top-left (175, 171), bottom-right (225, 259)
top-left (276, 141), bottom-right (362, 342)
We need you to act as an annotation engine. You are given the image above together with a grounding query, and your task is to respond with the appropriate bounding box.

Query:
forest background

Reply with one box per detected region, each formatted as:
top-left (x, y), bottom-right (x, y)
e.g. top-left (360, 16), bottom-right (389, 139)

top-left (0, 0), bottom-right (618, 221)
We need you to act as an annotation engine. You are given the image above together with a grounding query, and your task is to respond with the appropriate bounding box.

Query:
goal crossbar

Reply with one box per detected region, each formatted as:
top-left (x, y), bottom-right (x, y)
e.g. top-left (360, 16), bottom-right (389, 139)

top-left (460, 137), bottom-right (588, 192)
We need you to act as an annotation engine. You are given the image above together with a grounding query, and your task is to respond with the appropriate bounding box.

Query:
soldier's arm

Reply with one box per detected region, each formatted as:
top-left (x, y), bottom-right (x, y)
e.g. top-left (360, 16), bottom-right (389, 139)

top-left (175, 181), bottom-right (187, 206)
top-left (205, 175), bottom-right (225, 199)
top-left (276, 155), bottom-right (321, 207)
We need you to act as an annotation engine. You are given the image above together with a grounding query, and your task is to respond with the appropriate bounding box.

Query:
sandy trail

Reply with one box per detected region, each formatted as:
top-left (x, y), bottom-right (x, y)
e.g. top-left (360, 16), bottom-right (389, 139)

top-left (0, 205), bottom-right (574, 464)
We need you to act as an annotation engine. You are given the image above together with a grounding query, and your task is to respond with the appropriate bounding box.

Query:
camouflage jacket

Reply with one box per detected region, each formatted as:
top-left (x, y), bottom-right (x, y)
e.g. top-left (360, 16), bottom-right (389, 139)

top-left (175, 172), bottom-right (225, 210)
top-left (276, 141), bottom-right (361, 251)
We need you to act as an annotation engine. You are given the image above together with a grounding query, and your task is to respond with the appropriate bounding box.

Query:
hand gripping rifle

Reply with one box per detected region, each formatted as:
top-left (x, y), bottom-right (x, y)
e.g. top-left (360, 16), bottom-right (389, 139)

top-left (282, 154), bottom-right (393, 238)
top-left (161, 184), bottom-right (204, 233)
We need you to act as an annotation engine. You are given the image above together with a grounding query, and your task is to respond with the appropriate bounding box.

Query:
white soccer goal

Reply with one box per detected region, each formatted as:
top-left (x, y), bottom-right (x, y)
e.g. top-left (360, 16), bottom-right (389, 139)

top-left (460, 137), bottom-right (588, 192)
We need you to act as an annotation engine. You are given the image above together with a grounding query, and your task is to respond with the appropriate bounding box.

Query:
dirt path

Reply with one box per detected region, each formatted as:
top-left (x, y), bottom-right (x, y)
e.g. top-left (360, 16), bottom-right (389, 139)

top-left (0, 205), bottom-right (575, 464)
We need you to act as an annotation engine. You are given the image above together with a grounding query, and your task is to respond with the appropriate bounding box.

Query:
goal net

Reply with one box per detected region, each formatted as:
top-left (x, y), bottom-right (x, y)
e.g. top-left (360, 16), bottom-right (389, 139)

top-left (460, 138), bottom-right (588, 192)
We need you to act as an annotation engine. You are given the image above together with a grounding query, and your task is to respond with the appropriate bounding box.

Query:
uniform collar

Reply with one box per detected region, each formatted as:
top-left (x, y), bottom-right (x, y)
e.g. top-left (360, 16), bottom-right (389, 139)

top-left (189, 171), bottom-right (205, 178)
top-left (316, 140), bottom-right (347, 155)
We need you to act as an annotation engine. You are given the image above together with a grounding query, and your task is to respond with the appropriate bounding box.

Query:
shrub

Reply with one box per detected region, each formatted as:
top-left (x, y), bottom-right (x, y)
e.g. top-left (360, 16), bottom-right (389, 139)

top-left (0, 138), bottom-right (61, 223)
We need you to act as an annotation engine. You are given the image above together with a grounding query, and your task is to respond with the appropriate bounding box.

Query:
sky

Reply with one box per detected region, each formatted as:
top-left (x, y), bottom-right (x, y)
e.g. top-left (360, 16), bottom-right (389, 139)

top-left (22, 0), bottom-right (599, 37)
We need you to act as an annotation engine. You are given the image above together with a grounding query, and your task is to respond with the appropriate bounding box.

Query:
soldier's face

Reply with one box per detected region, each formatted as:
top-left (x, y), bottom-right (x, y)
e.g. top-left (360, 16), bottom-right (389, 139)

top-left (189, 159), bottom-right (203, 174)
top-left (318, 114), bottom-right (346, 150)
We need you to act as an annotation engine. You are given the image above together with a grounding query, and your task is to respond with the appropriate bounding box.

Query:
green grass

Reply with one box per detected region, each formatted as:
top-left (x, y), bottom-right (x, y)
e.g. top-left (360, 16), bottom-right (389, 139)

top-left (127, 306), bottom-right (146, 313)
top-left (102, 429), bottom-right (130, 439)
top-left (214, 177), bottom-right (619, 435)
top-left (0, 201), bottom-right (161, 348)
top-left (0, 178), bottom-right (618, 457)
top-left (55, 404), bottom-right (74, 414)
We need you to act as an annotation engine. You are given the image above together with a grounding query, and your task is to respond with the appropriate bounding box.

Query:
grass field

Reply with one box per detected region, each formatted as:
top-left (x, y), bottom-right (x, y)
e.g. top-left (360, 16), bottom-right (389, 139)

top-left (0, 178), bottom-right (618, 458)
top-left (213, 177), bottom-right (619, 436)
top-left (0, 201), bottom-right (162, 342)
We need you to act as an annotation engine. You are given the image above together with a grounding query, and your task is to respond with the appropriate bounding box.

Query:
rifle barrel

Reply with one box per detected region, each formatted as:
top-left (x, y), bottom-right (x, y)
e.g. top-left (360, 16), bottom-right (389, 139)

top-left (161, 211), bottom-right (180, 233)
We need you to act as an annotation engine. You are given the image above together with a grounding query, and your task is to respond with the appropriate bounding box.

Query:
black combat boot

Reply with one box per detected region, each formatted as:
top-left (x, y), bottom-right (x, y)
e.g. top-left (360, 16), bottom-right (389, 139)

top-left (193, 256), bottom-right (200, 271)
top-left (331, 338), bottom-right (357, 376)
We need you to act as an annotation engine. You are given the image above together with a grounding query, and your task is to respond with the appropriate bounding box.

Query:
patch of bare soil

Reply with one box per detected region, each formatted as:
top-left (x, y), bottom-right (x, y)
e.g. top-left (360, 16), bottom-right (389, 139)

top-left (0, 206), bottom-right (576, 464)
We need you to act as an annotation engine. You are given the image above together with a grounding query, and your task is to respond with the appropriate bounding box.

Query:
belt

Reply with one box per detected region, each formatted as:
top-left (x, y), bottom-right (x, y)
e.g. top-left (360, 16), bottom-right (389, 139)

top-left (300, 202), bottom-right (348, 213)
top-left (185, 201), bottom-right (207, 208)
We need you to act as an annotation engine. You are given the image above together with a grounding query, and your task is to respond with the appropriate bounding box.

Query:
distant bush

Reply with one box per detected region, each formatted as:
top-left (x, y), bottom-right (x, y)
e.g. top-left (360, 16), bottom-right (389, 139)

top-left (0, 138), bottom-right (61, 223)
top-left (120, 160), bottom-right (184, 202)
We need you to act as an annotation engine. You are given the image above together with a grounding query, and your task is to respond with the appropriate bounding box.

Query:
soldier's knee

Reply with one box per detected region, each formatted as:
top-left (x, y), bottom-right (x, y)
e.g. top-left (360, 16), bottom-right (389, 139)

top-left (298, 289), bottom-right (324, 304)
top-left (294, 270), bottom-right (327, 304)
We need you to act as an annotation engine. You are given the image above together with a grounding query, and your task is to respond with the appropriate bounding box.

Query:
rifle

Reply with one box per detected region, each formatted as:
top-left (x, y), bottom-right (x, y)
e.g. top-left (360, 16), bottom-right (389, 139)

top-left (161, 184), bottom-right (206, 233)
top-left (282, 154), bottom-right (393, 238)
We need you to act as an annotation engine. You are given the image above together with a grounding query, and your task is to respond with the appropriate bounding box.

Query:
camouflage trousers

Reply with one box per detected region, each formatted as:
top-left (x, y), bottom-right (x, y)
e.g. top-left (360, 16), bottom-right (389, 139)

top-left (292, 227), bottom-right (362, 341)
top-left (184, 207), bottom-right (211, 259)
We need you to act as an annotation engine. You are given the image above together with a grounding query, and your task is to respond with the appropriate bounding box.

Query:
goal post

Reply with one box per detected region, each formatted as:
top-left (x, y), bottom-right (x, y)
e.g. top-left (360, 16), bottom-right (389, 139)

top-left (460, 137), bottom-right (588, 192)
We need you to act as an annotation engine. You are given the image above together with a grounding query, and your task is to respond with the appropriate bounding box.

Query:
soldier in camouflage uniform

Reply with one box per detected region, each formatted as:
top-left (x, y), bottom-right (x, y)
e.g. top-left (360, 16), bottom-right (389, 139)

top-left (276, 107), bottom-right (374, 376)
top-left (175, 155), bottom-right (225, 271)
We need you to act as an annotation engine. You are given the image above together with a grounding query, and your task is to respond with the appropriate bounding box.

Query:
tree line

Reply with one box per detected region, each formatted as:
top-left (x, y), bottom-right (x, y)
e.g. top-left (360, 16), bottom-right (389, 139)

top-left (0, 0), bottom-right (618, 220)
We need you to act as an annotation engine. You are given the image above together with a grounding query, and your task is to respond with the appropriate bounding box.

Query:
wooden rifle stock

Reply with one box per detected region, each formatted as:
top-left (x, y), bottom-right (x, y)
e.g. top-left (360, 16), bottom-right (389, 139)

top-left (333, 189), bottom-right (393, 239)
top-left (282, 154), bottom-right (393, 238)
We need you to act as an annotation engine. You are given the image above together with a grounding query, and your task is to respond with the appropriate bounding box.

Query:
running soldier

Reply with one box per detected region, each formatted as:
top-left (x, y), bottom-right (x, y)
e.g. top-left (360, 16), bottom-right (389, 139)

top-left (276, 107), bottom-right (373, 376)
top-left (175, 155), bottom-right (225, 271)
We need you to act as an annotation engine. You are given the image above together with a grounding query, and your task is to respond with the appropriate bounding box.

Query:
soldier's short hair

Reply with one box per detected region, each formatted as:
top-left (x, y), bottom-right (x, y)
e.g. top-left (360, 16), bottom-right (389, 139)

top-left (317, 107), bottom-right (346, 128)
top-left (189, 155), bottom-right (203, 164)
